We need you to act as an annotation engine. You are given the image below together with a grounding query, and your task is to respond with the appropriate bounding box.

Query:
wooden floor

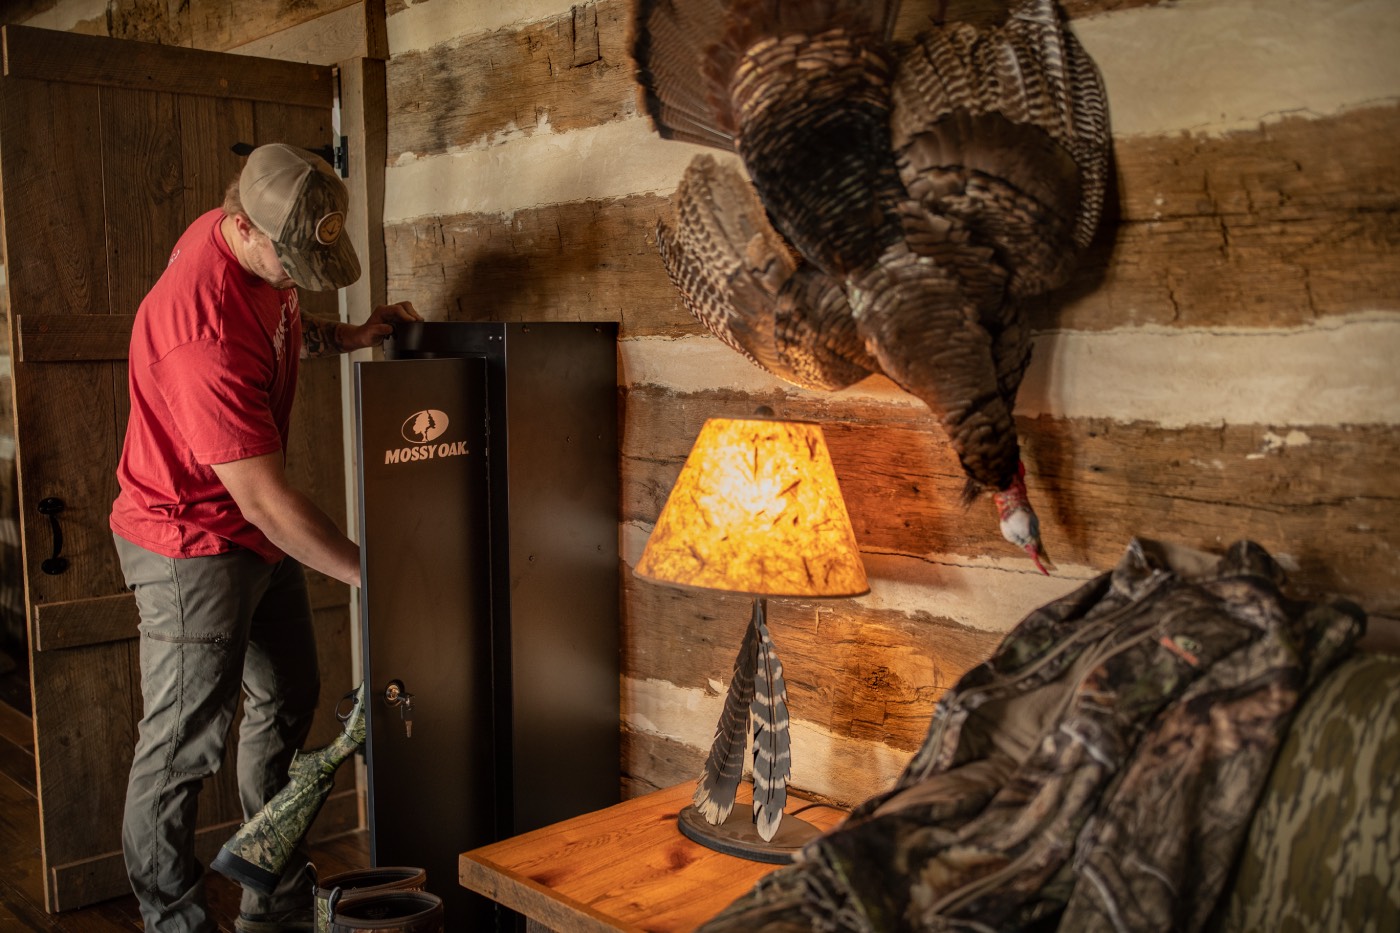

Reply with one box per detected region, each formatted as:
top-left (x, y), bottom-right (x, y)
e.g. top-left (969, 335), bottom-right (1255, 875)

top-left (0, 696), bottom-right (370, 931)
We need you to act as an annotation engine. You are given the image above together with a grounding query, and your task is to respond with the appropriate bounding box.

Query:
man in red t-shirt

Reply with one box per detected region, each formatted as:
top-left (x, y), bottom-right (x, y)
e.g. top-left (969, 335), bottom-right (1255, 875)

top-left (111, 144), bottom-right (420, 933)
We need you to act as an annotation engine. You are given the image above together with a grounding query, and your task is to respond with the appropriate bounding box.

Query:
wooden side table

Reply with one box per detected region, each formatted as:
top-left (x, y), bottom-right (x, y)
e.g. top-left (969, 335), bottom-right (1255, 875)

top-left (459, 781), bottom-right (846, 933)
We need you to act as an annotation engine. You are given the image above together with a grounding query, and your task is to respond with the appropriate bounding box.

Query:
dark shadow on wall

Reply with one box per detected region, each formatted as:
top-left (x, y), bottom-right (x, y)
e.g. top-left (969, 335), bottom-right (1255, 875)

top-left (1019, 152), bottom-right (1122, 566)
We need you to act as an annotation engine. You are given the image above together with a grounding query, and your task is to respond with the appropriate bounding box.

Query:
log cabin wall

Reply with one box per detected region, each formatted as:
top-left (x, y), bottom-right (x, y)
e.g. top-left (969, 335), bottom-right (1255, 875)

top-left (377, 0), bottom-right (1399, 807)
top-left (6, 0), bottom-right (1397, 812)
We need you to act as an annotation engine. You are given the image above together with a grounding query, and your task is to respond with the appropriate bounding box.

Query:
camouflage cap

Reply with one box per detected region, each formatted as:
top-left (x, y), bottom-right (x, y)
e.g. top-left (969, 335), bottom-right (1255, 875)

top-left (239, 143), bottom-right (361, 291)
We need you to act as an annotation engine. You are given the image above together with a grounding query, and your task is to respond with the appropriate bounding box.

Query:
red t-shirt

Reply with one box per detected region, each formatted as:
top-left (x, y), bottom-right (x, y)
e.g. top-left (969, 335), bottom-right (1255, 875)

top-left (111, 209), bottom-right (302, 562)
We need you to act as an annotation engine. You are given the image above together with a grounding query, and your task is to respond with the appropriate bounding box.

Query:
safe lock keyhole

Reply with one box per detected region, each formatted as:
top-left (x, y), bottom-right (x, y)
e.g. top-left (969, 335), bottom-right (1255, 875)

top-left (384, 680), bottom-right (414, 738)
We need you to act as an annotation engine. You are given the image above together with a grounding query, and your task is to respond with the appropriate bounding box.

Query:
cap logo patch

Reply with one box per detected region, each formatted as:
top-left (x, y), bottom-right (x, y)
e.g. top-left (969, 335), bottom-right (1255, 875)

top-left (315, 211), bottom-right (345, 246)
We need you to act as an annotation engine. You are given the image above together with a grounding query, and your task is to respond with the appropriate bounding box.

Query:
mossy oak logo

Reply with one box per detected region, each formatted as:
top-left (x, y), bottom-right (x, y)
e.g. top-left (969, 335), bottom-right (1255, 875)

top-left (402, 410), bottom-right (448, 444)
top-left (385, 409), bottom-right (470, 464)
top-left (315, 211), bottom-right (345, 246)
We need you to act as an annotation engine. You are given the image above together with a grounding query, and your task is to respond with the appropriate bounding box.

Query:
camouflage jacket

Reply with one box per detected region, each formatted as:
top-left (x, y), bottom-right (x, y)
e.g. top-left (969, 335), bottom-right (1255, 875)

top-left (701, 539), bottom-right (1364, 933)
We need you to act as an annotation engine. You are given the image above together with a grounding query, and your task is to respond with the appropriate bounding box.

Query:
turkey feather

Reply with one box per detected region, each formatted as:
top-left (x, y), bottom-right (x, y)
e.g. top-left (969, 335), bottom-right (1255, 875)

top-left (634, 0), bottom-right (1111, 570)
top-left (751, 599), bottom-right (792, 842)
top-left (692, 605), bottom-right (760, 825)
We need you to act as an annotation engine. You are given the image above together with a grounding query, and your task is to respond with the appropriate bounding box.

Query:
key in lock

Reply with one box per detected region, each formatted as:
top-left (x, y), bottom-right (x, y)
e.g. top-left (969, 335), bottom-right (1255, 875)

top-left (384, 680), bottom-right (414, 738)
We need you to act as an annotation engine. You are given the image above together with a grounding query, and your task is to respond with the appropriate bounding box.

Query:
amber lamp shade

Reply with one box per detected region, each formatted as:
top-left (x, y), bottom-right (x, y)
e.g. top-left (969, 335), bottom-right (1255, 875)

top-left (635, 418), bottom-right (868, 598)
top-left (635, 417), bottom-right (868, 863)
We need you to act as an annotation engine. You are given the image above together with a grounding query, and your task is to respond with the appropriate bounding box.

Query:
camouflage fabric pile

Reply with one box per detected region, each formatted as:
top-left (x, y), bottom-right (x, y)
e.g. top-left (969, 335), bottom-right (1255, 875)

top-left (700, 538), bottom-right (1365, 933)
top-left (1214, 651), bottom-right (1400, 932)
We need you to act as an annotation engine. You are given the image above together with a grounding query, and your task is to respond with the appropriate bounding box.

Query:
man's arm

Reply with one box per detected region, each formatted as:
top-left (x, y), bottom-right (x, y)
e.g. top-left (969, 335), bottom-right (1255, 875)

top-left (211, 452), bottom-right (361, 587)
top-left (302, 301), bottom-right (423, 359)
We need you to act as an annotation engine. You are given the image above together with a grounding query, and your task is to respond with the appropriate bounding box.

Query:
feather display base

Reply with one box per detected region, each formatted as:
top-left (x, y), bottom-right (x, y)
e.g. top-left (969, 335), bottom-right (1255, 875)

top-left (677, 801), bottom-right (822, 864)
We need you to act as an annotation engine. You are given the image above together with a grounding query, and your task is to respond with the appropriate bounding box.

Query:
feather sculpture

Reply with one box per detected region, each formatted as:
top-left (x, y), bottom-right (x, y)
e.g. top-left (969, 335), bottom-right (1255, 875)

top-left (634, 0), bottom-right (1111, 572)
top-left (692, 606), bottom-right (759, 825)
top-left (750, 600), bottom-right (792, 841)
top-left (690, 598), bottom-right (795, 842)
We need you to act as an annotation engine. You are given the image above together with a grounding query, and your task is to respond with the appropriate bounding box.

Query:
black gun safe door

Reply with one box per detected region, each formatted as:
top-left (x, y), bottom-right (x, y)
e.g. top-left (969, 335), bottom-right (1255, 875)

top-left (354, 322), bottom-right (620, 928)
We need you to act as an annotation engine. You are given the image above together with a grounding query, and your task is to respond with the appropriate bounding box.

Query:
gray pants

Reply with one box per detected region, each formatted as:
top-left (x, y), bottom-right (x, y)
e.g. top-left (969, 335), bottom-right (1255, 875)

top-left (115, 535), bottom-right (321, 932)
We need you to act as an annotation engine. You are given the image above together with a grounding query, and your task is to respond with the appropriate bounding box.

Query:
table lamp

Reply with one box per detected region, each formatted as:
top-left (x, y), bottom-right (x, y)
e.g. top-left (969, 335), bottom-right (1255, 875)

top-left (635, 416), bottom-right (868, 862)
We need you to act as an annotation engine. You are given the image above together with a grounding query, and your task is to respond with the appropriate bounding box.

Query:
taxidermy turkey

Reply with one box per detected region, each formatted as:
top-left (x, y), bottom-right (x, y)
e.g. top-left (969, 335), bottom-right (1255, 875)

top-left (633, 0), bottom-right (1111, 574)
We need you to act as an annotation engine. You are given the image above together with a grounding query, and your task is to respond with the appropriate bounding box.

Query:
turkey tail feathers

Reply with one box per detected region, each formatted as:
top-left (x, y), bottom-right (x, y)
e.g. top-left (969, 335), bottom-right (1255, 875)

top-left (632, 0), bottom-right (738, 149)
top-left (632, 0), bottom-right (900, 149)
top-left (751, 600), bottom-right (791, 842)
top-left (692, 607), bottom-right (760, 825)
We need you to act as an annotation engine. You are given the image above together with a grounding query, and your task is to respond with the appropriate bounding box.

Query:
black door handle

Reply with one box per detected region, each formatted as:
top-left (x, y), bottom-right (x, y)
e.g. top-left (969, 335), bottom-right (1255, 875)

top-left (38, 497), bottom-right (68, 575)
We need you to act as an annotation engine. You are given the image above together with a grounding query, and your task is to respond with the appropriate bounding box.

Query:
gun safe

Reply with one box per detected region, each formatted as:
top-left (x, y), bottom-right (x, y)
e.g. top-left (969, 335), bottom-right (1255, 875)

top-left (353, 322), bottom-right (620, 927)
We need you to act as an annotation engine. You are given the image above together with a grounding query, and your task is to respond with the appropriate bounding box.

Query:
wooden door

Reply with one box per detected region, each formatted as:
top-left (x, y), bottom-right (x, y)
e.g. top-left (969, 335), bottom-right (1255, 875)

top-left (0, 26), bottom-right (356, 912)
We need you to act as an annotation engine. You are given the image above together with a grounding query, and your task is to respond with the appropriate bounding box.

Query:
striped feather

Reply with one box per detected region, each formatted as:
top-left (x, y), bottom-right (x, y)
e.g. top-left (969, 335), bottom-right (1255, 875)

top-left (692, 605), bottom-right (760, 824)
top-left (656, 153), bottom-right (877, 392)
top-left (632, 0), bottom-right (900, 152)
top-left (750, 599), bottom-right (792, 841)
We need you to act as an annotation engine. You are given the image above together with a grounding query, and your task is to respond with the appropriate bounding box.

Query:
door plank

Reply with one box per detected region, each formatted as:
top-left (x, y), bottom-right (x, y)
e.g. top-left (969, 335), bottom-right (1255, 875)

top-left (0, 78), bottom-right (106, 320)
top-left (1, 25), bottom-right (333, 108)
top-left (101, 87), bottom-right (191, 320)
top-left (31, 594), bottom-right (137, 653)
top-left (15, 315), bottom-right (135, 363)
top-left (29, 644), bottom-right (136, 896)
top-left (176, 94), bottom-right (255, 231)
top-left (11, 359), bottom-right (127, 603)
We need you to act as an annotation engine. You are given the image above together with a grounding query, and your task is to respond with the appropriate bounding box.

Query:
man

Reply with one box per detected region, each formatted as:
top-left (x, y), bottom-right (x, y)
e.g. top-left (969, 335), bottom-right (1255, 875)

top-left (110, 143), bottom-right (420, 932)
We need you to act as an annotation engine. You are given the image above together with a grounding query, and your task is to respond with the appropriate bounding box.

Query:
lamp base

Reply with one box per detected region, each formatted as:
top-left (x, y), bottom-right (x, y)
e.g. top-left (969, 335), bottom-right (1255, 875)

top-left (677, 803), bottom-right (821, 864)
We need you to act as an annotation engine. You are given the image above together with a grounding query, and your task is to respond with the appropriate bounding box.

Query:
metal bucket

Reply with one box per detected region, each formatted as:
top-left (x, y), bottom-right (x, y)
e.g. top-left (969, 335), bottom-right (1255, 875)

top-left (312, 866), bottom-right (428, 933)
top-left (325, 889), bottom-right (444, 933)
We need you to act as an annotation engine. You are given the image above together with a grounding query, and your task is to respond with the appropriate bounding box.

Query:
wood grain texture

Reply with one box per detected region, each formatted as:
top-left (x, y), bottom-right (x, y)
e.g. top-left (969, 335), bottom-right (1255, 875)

top-left (381, 0), bottom-right (1164, 161)
top-left (340, 57), bottom-right (390, 321)
top-left (175, 93), bottom-right (254, 230)
top-left (10, 357), bottom-right (128, 606)
top-left (624, 385), bottom-right (1400, 613)
top-left (28, 640), bottom-right (138, 900)
top-left (387, 0), bottom-right (638, 157)
top-left (15, 315), bottom-right (136, 362)
top-left (1, 24), bottom-right (334, 106)
top-left (0, 78), bottom-right (107, 320)
top-left (0, 745), bottom-right (51, 926)
top-left (623, 572), bottom-right (1000, 755)
top-left (383, 106), bottom-right (1400, 340)
top-left (621, 725), bottom-right (705, 799)
top-left (0, 41), bottom-right (354, 910)
top-left (226, 0), bottom-right (383, 65)
top-left (383, 193), bottom-right (683, 336)
top-left (1026, 106), bottom-right (1400, 331)
top-left (184, 0), bottom-right (359, 53)
top-left (102, 85), bottom-right (190, 321)
top-left (459, 780), bottom-right (846, 933)
top-left (31, 594), bottom-right (138, 652)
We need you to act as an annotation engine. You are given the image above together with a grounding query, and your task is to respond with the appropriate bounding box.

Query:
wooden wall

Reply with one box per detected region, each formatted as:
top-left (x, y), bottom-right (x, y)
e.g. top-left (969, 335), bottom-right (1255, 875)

top-left (378, 0), bottom-right (1400, 807)
top-left (13, 0), bottom-right (1398, 813)
top-left (3, 0), bottom-right (359, 47)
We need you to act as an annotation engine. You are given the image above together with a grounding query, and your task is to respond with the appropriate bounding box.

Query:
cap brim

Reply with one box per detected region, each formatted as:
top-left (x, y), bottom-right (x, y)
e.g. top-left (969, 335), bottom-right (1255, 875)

top-left (275, 231), bottom-right (361, 292)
